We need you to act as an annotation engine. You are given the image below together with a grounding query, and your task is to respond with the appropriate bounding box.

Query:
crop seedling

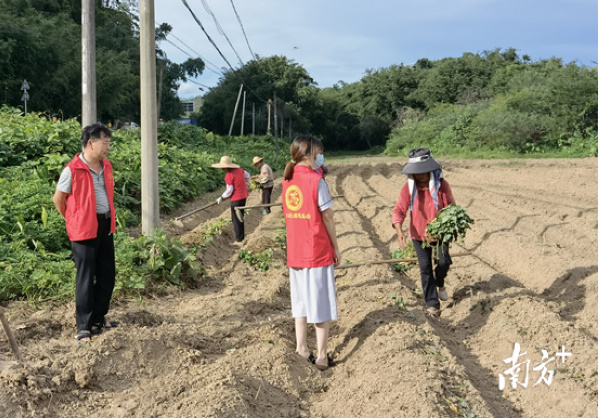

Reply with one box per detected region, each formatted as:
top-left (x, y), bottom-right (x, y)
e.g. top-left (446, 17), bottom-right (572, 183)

top-left (238, 248), bottom-right (274, 272)
top-left (390, 242), bottom-right (418, 272)
top-left (424, 204), bottom-right (474, 258)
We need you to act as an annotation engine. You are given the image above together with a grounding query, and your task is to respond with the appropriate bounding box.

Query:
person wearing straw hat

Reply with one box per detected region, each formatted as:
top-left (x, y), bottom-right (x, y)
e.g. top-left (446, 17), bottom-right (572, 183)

top-left (251, 156), bottom-right (274, 215)
top-left (211, 156), bottom-right (251, 246)
top-left (282, 135), bottom-right (341, 371)
top-left (391, 148), bottom-right (456, 317)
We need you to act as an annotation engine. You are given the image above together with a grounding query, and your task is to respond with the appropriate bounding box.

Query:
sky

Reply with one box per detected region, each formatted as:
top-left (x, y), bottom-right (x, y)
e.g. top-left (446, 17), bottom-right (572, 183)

top-left (152, 0), bottom-right (598, 99)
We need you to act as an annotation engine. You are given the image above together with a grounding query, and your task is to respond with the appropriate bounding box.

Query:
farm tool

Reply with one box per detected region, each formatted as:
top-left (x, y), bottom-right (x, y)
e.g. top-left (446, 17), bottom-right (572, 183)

top-left (0, 306), bottom-right (23, 362)
top-left (171, 201), bottom-right (219, 227)
top-left (234, 195), bottom-right (345, 222)
top-left (336, 251), bottom-right (471, 269)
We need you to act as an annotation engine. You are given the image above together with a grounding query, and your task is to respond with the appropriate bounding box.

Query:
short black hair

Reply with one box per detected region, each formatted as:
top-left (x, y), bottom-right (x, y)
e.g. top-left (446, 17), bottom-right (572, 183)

top-left (81, 123), bottom-right (111, 149)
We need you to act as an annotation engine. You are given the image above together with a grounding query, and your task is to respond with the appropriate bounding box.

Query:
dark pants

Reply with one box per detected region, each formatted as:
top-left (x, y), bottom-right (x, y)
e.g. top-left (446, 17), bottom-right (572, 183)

top-left (230, 198), bottom-right (247, 242)
top-left (261, 186), bottom-right (273, 213)
top-left (71, 217), bottom-right (116, 332)
top-left (412, 239), bottom-right (452, 309)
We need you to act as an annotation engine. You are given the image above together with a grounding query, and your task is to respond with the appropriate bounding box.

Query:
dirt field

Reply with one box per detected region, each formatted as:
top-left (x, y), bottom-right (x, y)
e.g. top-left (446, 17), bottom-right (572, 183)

top-left (0, 157), bottom-right (597, 418)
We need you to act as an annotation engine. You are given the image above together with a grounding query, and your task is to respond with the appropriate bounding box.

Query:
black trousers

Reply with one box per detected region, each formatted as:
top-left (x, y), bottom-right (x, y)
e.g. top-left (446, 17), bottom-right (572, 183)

top-left (71, 217), bottom-right (115, 332)
top-left (412, 239), bottom-right (452, 309)
top-left (230, 198), bottom-right (247, 241)
top-left (261, 186), bottom-right (273, 213)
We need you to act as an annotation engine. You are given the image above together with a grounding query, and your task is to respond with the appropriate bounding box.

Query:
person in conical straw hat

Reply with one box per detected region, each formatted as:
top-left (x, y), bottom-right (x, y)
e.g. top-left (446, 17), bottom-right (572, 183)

top-left (212, 156), bottom-right (251, 246)
top-left (251, 156), bottom-right (274, 215)
top-left (391, 148), bottom-right (457, 318)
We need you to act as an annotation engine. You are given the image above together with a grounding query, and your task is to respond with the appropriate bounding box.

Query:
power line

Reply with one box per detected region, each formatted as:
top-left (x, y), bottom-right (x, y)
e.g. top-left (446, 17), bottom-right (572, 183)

top-left (180, 0), bottom-right (235, 72)
top-left (229, 0), bottom-right (255, 59)
top-left (164, 34), bottom-right (224, 76)
top-left (199, 0), bottom-right (244, 67)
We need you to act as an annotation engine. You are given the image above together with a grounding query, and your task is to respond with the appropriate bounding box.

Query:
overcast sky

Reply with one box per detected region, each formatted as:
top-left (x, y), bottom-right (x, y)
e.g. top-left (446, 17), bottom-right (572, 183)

top-left (153, 0), bottom-right (598, 99)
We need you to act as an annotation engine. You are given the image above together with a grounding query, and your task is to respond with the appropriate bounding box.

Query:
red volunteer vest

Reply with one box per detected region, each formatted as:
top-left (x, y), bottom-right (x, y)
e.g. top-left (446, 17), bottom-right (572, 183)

top-left (64, 154), bottom-right (116, 241)
top-left (225, 168), bottom-right (249, 201)
top-left (282, 165), bottom-right (335, 268)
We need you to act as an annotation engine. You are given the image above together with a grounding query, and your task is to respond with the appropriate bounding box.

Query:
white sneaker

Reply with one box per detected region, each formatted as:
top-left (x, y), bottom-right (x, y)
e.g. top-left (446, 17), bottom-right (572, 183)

top-left (438, 288), bottom-right (449, 301)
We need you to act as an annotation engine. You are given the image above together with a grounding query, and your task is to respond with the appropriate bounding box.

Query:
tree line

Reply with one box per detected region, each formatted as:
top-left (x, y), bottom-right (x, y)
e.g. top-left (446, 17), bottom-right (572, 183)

top-left (1, 1), bottom-right (597, 155)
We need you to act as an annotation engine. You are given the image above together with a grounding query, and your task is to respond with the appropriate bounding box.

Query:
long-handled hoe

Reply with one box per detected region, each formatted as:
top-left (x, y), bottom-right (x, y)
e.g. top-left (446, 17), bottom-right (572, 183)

top-left (0, 306), bottom-right (23, 363)
top-left (336, 252), bottom-right (472, 269)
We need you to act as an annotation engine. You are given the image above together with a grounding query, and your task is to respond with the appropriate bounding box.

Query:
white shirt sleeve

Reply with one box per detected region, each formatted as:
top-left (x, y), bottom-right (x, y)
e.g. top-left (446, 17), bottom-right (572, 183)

top-left (222, 184), bottom-right (234, 199)
top-left (317, 179), bottom-right (333, 212)
top-left (56, 167), bottom-right (72, 193)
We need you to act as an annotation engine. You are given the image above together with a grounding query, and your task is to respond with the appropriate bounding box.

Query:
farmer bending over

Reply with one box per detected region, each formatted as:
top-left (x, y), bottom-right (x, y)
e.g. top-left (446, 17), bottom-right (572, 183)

top-left (212, 156), bottom-right (250, 246)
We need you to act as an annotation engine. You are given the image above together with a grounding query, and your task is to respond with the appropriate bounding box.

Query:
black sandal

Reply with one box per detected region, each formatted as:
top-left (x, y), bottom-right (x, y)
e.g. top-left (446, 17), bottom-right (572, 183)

top-left (76, 331), bottom-right (92, 343)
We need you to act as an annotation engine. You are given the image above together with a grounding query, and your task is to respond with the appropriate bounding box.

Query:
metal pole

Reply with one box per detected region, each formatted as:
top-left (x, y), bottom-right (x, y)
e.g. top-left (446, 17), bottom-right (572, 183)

top-left (140, 0), bottom-right (160, 236)
top-left (81, 0), bottom-right (97, 127)
top-left (228, 84), bottom-right (243, 137)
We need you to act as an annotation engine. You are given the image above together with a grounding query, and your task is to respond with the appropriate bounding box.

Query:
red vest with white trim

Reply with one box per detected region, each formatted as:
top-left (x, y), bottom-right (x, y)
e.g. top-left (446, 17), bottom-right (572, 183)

top-left (282, 165), bottom-right (335, 268)
top-left (64, 154), bottom-right (116, 241)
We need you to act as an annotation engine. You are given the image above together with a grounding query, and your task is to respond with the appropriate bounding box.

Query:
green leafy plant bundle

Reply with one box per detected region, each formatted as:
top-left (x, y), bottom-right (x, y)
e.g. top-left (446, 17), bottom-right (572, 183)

top-left (424, 204), bottom-right (474, 258)
top-left (390, 242), bottom-right (418, 272)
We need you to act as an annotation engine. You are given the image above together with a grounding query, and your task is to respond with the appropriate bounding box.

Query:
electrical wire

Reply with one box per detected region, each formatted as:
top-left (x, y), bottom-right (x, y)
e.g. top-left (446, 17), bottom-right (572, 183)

top-left (163, 36), bottom-right (224, 76)
top-left (199, 0), bottom-right (245, 66)
top-left (180, 0), bottom-right (235, 71)
top-left (229, 0), bottom-right (255, 59)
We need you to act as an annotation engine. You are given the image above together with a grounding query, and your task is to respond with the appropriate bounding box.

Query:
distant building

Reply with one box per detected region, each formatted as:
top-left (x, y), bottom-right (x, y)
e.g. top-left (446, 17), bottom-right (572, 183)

top-left (181, 96), bottom-right (203, 117)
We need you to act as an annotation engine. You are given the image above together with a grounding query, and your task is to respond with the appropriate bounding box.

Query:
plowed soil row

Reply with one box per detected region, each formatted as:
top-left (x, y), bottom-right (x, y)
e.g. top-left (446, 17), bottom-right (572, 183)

top-left (0, 157), bottom-right (597, 417)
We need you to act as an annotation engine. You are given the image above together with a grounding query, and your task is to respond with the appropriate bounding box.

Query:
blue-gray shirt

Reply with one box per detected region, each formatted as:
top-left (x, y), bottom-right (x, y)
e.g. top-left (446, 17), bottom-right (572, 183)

top-left (56, 154), bottom-right (110, 214)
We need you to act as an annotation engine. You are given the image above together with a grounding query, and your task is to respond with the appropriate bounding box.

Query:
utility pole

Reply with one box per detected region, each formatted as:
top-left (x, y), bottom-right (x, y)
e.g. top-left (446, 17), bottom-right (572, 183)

top-left (267, 99), bottom-right (272, 134)
top-left (140, 0), bottom-right (159, 236)
top-left (20, 79), bottom-right (30, 115)
top-left (81, 0), bottom-right (97, 127)
top-left (228, 84), bottom-right (243, 137)
top-left (252, 102), bottom-right (255, 135)
top-left (273, 92), bottom-right (279, 154)
top-left (240, 90), bottom-right (246, 136)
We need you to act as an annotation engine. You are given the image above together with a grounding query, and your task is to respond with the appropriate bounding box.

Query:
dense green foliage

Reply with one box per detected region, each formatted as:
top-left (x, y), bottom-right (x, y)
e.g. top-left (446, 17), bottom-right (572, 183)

top-left (199, 50), bottom-right (596, 156)
top-left (0, 0), bottom-right (201, 123)
top-left (1, 1), bottom-right (595, 155)
top-left (0, 107), bottom-right (288, 302)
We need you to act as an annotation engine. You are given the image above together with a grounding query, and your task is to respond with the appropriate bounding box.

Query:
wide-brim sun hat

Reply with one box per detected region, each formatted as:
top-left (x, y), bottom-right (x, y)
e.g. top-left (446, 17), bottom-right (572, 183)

top-left (252, 156), bottom-right (264, 165)
top-left (211, 155), bottom-right (240, 169)
top-left (401, 148), bottom-right (442, 174)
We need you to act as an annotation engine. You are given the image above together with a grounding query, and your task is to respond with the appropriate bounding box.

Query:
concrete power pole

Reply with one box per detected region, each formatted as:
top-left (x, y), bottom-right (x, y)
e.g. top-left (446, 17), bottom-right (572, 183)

top-left (81, 0), bottom-right (97, 127)
top-left (267, 99), bottom-right (272, 134)
top-left (252, 103), bottom-right (255, 135)
top-left (273, 92), bottom-right (279, 154)
top-left (140, 0), bottom-right (160, 236)
top-left (240, 90), bottom-right (246, 136)
top-left (228, 84), bottom-right (243, 137)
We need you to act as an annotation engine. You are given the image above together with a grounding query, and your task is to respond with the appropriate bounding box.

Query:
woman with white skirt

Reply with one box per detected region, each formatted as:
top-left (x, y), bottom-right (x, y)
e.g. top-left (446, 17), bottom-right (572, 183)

top-left (282, 135), bottom-right (341, 371)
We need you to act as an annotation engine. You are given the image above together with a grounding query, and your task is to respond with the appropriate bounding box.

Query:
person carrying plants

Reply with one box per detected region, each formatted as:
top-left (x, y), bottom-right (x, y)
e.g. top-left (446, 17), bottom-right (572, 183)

top-left (282, 135), bottom-right (341, 371)
top-left (391, 148), bottom-right (456, 317)
top-left (251, 156), bottom-right (274, 215)
top-left (52, 123), bottom-right (119, 343)
top-left (212, 156), bottom-right (251, 246)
